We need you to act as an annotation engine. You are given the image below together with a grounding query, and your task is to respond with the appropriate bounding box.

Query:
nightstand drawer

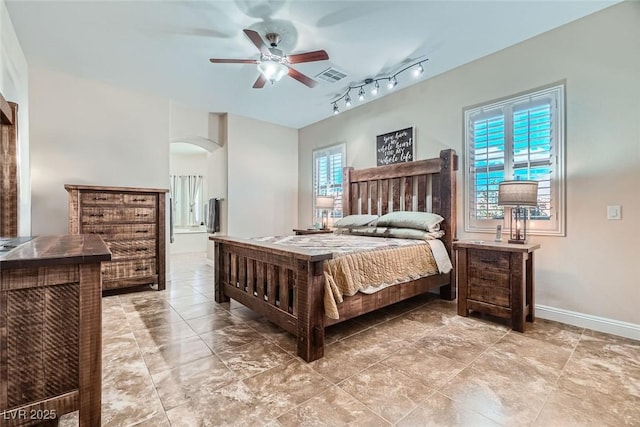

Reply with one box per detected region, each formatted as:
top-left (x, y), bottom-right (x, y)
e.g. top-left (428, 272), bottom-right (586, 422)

top-left (468, 266), bottom-right (510, 288)
top-left (468, 284), bottom-right (510, 307)
top-left (468, 249), bottom-right (510, 270)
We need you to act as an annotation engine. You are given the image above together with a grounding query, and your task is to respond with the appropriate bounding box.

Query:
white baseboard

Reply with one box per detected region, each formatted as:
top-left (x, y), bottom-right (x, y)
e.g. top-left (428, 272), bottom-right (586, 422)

top-left (536, 304), bottom-right (640, 341)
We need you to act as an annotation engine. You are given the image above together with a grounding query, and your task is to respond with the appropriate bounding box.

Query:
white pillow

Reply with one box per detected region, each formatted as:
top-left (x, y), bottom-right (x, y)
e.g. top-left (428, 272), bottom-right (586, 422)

top-left (333, 214), bottom-right (379, 229)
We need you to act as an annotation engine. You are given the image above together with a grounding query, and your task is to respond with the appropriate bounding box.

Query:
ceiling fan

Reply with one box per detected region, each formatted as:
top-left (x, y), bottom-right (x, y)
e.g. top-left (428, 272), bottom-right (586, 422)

top-left (209, 29), bottom-right (329, 88)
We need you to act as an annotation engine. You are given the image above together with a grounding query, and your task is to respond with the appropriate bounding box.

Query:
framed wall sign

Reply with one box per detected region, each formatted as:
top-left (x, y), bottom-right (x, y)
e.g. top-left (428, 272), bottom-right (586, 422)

top-left (376, 126), bottom-right (415, 166)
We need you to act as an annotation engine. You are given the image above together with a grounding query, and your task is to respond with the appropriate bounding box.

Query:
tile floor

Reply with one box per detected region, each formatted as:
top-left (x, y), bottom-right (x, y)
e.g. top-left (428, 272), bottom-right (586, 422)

top-left (61, 252), bottom-right (639, 426)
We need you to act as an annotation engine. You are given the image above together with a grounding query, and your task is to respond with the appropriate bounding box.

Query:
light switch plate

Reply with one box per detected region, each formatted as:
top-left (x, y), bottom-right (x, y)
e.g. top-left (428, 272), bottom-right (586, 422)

top-left (607, 205), bottom-right (621, 220)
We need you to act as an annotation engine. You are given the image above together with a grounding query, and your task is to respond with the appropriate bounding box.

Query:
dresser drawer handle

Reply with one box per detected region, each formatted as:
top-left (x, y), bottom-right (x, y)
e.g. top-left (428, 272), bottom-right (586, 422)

top-left (90, 231), bottom-right (105, 235)
top-left (135, 230), bottom-right (149, 233)
top-left (132, 198), bottom-right (147, 202)
top-left (135, 213), bottom-right (149, 217)
top-left (93, 197), bottom-right (107, 201)
top-left (135, 267), bottom-right (149, 272)
top-left (135, 248), bottom-right (149, 252)
top-left (89, 214), bottom-right (105, 217)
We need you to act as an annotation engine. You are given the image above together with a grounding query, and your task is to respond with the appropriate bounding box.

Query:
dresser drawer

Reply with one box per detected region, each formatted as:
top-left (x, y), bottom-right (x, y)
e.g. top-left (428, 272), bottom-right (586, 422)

top-left (124, 194), bottom-right (157, 206)
top-left (107, 239), bottom-right (156, 261)
top-left (468, 249), bottom-right (510, 270)
top-left (101, 259), bottom-right (156, 280)
top-left (81, 207), bottom-right (156, 224)
top-left (80, 192), bottom-right (123, 205)
top-left (83, 223), bottom-right (156, 240)
top-left (468, 266), bottom-right (510, 288)
top-left (468, 284), bottom-right (510, 307)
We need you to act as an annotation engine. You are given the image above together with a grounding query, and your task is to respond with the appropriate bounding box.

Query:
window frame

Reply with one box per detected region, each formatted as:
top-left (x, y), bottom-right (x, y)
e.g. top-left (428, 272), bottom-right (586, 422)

top-left (463, 82), bottom-right (566, 236)
top-left (312, 143), bottom-right (346, 225)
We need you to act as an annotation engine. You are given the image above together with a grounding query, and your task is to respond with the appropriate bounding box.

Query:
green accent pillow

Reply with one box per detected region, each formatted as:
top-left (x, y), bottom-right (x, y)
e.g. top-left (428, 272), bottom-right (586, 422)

top-left (375, 211), bottom-right (444, 232)
top-left (383, 228), bottom-right (444, 240)
top-left (333, 214), bottom-right (379, 229)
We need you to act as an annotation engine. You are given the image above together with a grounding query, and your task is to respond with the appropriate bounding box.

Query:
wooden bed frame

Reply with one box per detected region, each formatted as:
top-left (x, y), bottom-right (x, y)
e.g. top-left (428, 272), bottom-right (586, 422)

top-left (212, 149), bottom-right (457, 362)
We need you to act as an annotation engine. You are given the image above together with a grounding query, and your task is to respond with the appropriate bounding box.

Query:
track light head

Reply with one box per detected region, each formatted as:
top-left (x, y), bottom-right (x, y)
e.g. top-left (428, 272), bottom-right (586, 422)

top-left (333, 103), bottom-right (339, 114)
top-left (345, 94), bottom-right (352, 107)
top-left (371, 81), bottom-right (379, 95)
top-left (387, 76), bottom-right (398, 89)
top-left (413, 63), bottom-right (424, 77)
top-left (358, 87), bottom-right (365, 101)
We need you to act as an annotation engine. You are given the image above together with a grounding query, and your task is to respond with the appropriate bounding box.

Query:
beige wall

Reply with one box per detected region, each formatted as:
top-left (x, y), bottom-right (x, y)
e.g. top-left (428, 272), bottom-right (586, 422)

top-left (1, 0), bottom-right (30, 235)
top-left (227, 113), bottom-right (298, 238)
top-left (299, 2), bottom-right (640, 330)
top-left (28, 65), bottom-right (171, 236)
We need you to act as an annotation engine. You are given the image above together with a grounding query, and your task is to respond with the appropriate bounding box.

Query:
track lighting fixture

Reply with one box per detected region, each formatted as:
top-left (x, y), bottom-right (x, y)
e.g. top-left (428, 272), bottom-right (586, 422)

top-left (330, 59), bottom-right (427, 114)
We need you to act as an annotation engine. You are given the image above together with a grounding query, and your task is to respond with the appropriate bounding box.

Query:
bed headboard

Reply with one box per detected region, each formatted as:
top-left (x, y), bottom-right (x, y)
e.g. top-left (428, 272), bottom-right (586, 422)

top-left (342, 149), bottom-right (457, 255)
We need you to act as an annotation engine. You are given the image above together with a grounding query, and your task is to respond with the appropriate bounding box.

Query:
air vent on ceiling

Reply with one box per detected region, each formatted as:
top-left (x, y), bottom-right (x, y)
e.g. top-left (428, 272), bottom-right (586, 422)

top-left (315, 67), bottom-right (347, 84)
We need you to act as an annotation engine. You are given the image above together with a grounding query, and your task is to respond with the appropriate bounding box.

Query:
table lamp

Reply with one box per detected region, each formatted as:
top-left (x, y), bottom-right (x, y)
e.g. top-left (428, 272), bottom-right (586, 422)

top-left (315, 196), bottom-right (335, 229)
top-left (498, 180), bottom-right (539, 244)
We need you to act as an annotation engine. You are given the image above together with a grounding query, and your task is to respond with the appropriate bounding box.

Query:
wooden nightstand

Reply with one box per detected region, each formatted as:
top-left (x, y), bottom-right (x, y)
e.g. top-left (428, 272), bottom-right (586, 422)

top-left (292, 228), bottom-right (333, 235)
top-left (453, 240), bottom-right (540, 332)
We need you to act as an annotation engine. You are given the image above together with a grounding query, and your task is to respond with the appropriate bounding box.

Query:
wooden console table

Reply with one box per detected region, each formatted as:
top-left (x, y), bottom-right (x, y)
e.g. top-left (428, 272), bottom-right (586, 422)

top-left (453, 240), bottom-right (540, 332)
top-left (0, 235), bottom-right (111, 426)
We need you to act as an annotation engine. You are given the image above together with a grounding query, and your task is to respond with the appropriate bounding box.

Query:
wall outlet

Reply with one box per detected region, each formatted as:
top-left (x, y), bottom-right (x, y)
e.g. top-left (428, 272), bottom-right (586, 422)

top-left (607, 205), bottom-right (621, 220)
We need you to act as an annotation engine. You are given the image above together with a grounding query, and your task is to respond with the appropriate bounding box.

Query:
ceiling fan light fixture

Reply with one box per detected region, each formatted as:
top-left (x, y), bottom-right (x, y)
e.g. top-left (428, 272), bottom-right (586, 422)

top-left (257, 60), bottom-right (288, 83)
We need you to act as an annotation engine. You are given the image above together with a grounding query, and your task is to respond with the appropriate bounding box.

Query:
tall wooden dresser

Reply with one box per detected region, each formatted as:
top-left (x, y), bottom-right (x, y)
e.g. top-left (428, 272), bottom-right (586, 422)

top-left (65, 184), bottom-right (168, 291)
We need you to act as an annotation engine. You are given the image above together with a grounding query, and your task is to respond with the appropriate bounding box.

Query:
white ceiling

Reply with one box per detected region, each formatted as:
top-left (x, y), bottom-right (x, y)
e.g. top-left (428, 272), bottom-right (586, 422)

top-left (6, 0), bottom-right (619, 129)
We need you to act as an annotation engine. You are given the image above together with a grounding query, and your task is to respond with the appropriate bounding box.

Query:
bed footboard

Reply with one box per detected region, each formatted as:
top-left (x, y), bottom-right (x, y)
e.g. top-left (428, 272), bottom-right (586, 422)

top-left (213, 236), bottom-right (332, 362)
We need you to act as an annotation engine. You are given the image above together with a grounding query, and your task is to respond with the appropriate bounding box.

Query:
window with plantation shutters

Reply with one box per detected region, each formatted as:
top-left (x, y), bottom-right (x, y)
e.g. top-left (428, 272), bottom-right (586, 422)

top-left (464, 83), bottom-right (565, 236)
top-left (313, 143), bottom-right (345, 224)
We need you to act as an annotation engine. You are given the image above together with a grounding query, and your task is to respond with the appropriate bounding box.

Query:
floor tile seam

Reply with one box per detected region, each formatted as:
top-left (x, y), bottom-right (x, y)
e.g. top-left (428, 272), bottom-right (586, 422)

top-left (554, 328), bottom-right (587, 386)
top-left (271, 384), bottom-right (386, 426)
top-left (238, 364), bottom-right (336, 420)
top-left (209, 340), bottom-right (296, 382)
top-left (332, 359), bottom-right (421, 425)
top-left (135, 332), bottom-right (215, 378)
top-left (326, 323), bottom-right (376, 344)
top-left (390, 389), bottom-right (441, 427)
top-left (427, 331), bottom-right (506, 397)
top-left (317, 353), bottom-right (385, 387)
top-left (435, 388), bottom-right (507, 427)
top-left (528, 385), bottom-right (556, 427)
top-left (311, 367), bottom-right (398, 426)
top-left (120, 311), bottom-right (171, 421)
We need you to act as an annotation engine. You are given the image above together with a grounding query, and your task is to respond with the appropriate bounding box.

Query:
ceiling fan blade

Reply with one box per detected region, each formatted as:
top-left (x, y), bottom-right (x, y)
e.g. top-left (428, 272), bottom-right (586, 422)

top-left (287, 66), bottom-right (318, 88)
top-left (209, 58), bottom-right (258, 64)
top-left (252, 74), bottom-right (267, 89)
top-left (287, 50), bottom-right (329, 64)
top-left (243, 29), bottom-right (270, 56)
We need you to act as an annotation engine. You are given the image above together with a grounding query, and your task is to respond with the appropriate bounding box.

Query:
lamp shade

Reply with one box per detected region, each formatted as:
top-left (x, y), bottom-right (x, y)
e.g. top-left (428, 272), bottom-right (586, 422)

top-left (257, 60), bottom-right (288, 82)
top-left (498, 180), bottom-right (539, 207)
top-left (315, 196), bottom-right (335, 210)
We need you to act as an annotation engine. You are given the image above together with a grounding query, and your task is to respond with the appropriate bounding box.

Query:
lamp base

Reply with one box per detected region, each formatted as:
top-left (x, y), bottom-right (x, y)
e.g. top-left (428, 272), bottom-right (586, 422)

top-left (508, 238), bottom-right (527, 244)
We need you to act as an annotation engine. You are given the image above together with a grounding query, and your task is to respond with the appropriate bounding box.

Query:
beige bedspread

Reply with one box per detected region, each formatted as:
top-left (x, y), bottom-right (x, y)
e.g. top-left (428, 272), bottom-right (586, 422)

top-left (323, 244), bottom-right (439, 319)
